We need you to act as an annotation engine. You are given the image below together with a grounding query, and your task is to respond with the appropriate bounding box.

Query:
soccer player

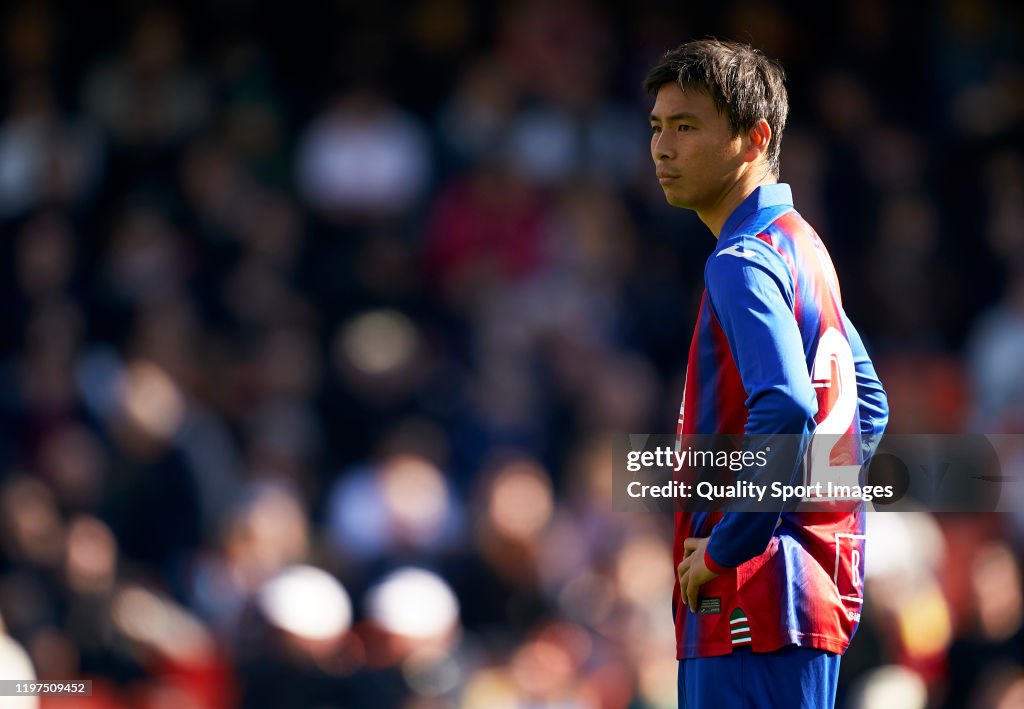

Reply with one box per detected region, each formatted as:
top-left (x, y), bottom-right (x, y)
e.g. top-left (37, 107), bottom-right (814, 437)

top-left (644, 40), bottom-right (889, 708)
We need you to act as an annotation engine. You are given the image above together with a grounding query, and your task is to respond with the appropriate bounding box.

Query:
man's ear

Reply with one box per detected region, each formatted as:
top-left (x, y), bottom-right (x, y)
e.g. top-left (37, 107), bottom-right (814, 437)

top-left (743, 119), bottom-right (772, 164)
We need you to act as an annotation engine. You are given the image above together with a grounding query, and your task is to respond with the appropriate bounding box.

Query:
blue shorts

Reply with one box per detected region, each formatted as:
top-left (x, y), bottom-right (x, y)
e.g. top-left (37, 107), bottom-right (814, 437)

top-left (678, 645), bottom-right (840, 709)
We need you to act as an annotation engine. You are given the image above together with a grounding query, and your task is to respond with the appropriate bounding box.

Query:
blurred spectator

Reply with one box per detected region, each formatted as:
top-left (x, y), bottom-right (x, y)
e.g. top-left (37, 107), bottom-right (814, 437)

top-left (436, 57), bottom-right (518, 168)
top-left (325, 453), bottom-right (464, 568)
top-left (864, 193), bottom-right (951, 348)
top-left (0, 78), bottom-right (103, 219)
top-left (238, 565), bottom-right (359, 708)
top-left (0, 614), bottom-right (38, 709)
top-left (296, 91), bottom-right (431, 222)
top-left (83, 8), bottom-right (210, 150)
top-left (14, 212), bottom-right (77, 302)
top-left (422, 160), bottom-right (548, 313)
top-left (968, 269), bottom-right (1024, 433)
top-left (933, 0), bottom-right (1023, 139)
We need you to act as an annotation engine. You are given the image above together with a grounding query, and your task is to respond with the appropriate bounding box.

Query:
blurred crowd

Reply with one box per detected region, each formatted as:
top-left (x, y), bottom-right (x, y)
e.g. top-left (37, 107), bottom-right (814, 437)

top-left (0, 1), bottom-right (1021, 708)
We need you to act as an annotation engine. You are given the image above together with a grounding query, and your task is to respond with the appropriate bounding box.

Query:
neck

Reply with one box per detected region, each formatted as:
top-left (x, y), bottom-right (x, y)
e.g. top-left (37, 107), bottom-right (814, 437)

top-left (699, 168), bottom-right (777, 239)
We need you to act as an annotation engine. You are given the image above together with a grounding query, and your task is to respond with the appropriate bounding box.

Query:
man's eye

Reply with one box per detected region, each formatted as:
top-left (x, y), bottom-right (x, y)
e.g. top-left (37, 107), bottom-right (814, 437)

top-left (651, 125), bottom-right (661, 134)
top-left (679, 124), bottom-right (693, 132)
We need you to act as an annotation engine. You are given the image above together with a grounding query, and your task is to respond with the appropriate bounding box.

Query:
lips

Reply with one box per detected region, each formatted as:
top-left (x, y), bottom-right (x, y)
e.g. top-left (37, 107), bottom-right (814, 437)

top-left (658, 174), bottom-right (680, 184)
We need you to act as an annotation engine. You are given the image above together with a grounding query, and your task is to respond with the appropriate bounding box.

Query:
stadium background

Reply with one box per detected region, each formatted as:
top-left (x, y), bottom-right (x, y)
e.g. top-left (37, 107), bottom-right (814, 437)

top-left (0, 0), bottom-right (1021, 707)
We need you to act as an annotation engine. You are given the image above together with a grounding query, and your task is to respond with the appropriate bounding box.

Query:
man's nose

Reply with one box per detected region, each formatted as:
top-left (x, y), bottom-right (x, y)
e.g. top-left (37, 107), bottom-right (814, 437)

top-left (652, 133), bottom-right (674, 160)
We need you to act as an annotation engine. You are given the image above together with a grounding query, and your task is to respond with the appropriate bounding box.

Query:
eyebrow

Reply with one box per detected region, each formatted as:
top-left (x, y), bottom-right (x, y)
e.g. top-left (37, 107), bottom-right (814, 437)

top-left (649, 112), bottom-right (701, 123)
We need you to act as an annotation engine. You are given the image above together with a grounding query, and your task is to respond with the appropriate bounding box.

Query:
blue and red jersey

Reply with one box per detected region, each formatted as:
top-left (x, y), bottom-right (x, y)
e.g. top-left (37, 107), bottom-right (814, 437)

top-left (674, 183), bottom-right (888, 659)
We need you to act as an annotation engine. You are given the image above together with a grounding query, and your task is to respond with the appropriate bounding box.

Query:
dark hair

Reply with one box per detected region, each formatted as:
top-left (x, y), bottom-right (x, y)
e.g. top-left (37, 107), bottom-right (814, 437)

top-left (643, 39), bottom-right (788, 176)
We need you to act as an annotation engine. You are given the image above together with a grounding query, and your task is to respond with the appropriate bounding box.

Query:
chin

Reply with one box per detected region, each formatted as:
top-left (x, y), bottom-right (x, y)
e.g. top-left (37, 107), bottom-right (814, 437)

top-left (663, 191), bottom-right (693, 210)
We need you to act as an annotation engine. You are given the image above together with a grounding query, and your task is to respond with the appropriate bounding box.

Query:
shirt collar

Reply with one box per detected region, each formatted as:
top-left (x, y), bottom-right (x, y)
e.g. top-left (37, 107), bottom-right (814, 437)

top-left (719, 183), bottom-right (794, 241)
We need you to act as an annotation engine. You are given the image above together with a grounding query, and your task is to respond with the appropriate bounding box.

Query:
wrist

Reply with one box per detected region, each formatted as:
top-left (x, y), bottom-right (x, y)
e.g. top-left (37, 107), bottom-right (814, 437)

top-left (703, 547), bottom-right (731, 575)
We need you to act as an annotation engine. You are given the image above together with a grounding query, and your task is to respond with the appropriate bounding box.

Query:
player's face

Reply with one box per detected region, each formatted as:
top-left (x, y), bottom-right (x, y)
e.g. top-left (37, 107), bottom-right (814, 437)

top-left (650, 83), bottom-right (746, 211)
